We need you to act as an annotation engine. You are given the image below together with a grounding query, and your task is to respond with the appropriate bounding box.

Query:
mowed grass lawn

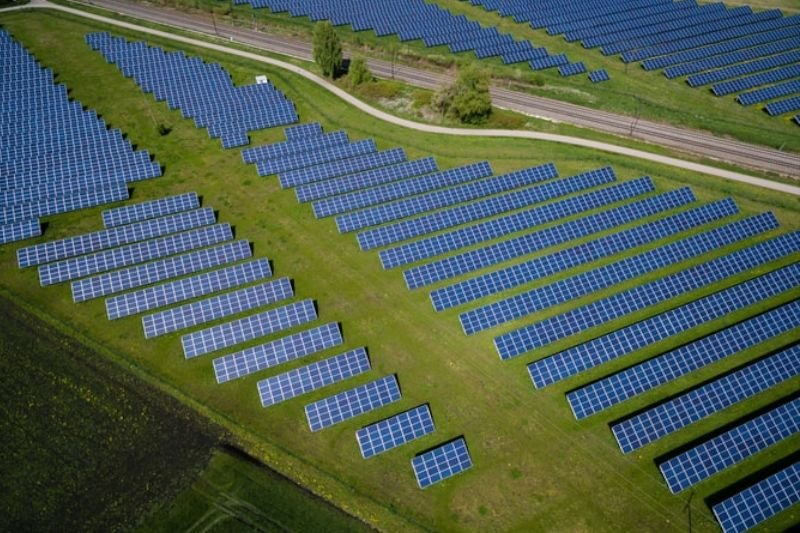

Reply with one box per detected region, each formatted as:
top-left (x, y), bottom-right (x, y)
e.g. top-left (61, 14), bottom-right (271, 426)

top-left (0, 9), bottom-right (798, 532)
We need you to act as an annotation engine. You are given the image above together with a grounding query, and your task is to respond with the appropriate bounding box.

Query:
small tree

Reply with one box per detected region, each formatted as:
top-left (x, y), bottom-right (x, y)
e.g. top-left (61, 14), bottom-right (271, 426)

top-left (433, 65), bottom-right (492, 124)
top-left (347, 57), bottom-right (373, 88)
top-left (312, 21), bottom-right (343, 78)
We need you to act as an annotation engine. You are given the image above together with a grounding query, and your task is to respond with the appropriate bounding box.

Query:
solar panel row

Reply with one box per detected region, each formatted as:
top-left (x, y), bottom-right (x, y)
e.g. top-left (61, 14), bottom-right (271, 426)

top-left (612, 344), bottom-right (800, 454)
top-left (530, 259), bottom-right (799, 390)
top-left (357, 405), bottom-right (435, 459)
top-left (142, 278), bottom-right (293, 338)
top-left (567, 298), bottom-right (800, 420)
top-left (258, 347), bottom-right (370, 407)
top-left (461, 212), bottom-right (776, 335)
top-left (102, 192), bottom-right (199, 228)
top-left (412, 437), bottom-right (473, 489)
top-left (184, 298), bottom-right (317, 359)
top-left (281, 148), bottom-right (408, 192)
top-left (496, 227), bottom-right (794, 361)
top-left (106, 258), bottom-right (271, 320)
top-left (431, 197), bottom-right (734, 311)
top-left (81, 240), bottom-right (252, 305)
top-left (659, 398), bottom-right (800, 493)
top-left (305, 374), bottom-right (401, 432)
top-left (0, 219), bottom-right (41, 245)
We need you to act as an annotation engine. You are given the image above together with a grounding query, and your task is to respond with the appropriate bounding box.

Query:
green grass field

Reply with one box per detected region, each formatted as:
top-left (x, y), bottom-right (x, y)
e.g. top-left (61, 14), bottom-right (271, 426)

top-left (144, 0), bottom-right (800, 153)
top-left (0, 8), bottom-right (799, 532)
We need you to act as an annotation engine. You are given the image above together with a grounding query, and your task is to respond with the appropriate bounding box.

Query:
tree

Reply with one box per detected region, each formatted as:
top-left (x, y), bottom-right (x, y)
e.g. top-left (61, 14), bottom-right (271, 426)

top-left (434, 65), bottom-right (492, 124)
top-left (347, 57), bottom-right (373, 88)
top-left (312, 21), bottom-right (343, 78)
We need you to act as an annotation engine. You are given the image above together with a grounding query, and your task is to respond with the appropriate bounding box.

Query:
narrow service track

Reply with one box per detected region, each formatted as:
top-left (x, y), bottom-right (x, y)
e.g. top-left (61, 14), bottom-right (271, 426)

top-left (5, 0), bottom-right (799, 195)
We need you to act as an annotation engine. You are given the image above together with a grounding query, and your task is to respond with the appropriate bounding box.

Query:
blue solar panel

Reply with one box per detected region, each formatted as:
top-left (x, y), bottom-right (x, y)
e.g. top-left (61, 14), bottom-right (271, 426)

top-left (334, 163), bottom-right (558, 233)
top-left (184, 298), bottom-right (318, 359)
top-left (461, 212), bottom-right (776, 335)
top-left (431, 197), bottom-right (733, 311)
top-left (0, 219), bottom-right (41, 245)
top-left (18, 208), bottom-right (215, 268)
top-left (296, 157), bottom-right (438, 203)
top-left (588, 70), bottom-right (610, 83)
top-left (75, 240), bottom-right (252, 304)
top-left (0, 183), bottom-right (129, 226)
top-left (687, 50), bottom-right (800, 87)
top-left (280, 148), bottom-right (407, 190)
top-left (559, 62), bottom-right (586, 77)
top-left (106, 258), bottom-right (271, 320)
top-left (357, 405), bottom-right (435, 459)
top-left (612, 344), bottom-right (800, 454)
top-left (497, 228), bottom-right (794, 361)
top-left (142, 278), bottom-right (293, 338)
top-left (567, 299), bottom-right (800, 420)
top-left (258, 139), bottom-right (377, 178)
top-left (412, 437), bottom-right (473, 489)
top-left (314, 161), bottom-right (495, 221)
top-left (712, 64), bottom-right (800, 97)
top-left (283, 122), bottom-right (323, 141)
top-left (531, 259), bottom-right (799, 389)
top-left (102, 192), bottom-right (199, 228)
top-left (738, 79), bottom-right (800, 106)
top-left (305, 375), bottom-right (401, 432)
top-left (660, 398), bottom-right (800, 493)
top-left (258, 347), bottom-right (370, 407)
top-left (765, 95), bottom-right (800, 116)
top-left (241, 130), bottom-right (349, 164)
top-left (41, 223), bottom-right (233, 287)
top-left (213, 322), bottom-right (342, 383)
top-left (365, 166), bottom-right (617, 253)
top-left (713, 462), bottom-right (800, 533)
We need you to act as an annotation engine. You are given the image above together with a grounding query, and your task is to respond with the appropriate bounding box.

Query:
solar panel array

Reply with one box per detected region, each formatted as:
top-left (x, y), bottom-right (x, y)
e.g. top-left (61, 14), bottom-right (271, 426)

top-left (411, 437), bottom-right (473, 489)
top-left (496, 229), bottom-right (794, 361)
top-left (612, 344), bottom-right (800, 454)
top-left (142, 278), bottom-right (293, 338)
top-left (87, 32), bottom-right (297, 148)
top-left (659, 398), bottom-right (800, 494)
top-left (567, 298), bottom-right (800, 420)
top-left (357, 405), bottom-right (435, 459)
top-left (461, 212), bottom-right (777, 335)
top-left (258, 347), bottom-right (371, 407)
top-left (305, 375), bottom-right (401, 432)
top-left (466, 1), bottom-right (800, 119)
top-left (102, 192), bottom-right (199, 228)
top-left (234, 0), bottom-right (581, 73)
top-left (0, 30), bottom-right (161, 244)
top-left (712, 462), bottom-right (800, 533)
top-left (530, 260), bottom-right (799, 390)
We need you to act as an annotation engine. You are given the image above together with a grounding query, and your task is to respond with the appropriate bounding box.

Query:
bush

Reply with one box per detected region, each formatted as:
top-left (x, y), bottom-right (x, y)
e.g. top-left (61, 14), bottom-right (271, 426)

top-left (434, 65), bottom-right (492, 124)
top-left (312, 21), bottom-right (343, 78)
top-left (347, 57), bottom-right (373, 88)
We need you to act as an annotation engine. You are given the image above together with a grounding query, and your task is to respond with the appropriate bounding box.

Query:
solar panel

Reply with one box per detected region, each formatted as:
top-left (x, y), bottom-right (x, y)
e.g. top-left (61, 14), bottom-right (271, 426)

top-left (1, 183), bottom-right (129, 226)
top-left (432, 197), bottom-right (734, 311)
top-left (258, 347), bottom-right (370, 407)
top-left (75, 240), bottom-right (252, 304)
top-left (567, 299), bottom-right (800, 420)
top-left (18, 208), bottom-right (215, 268)
top-left (296, 157), bottom-right (438, 203)
top-left (461, 212), bottom-right (776, 335)
top-left (241, 130), bottom-right (349, 164)
top-left (612, 344), bottom-right (800, 454)
top-left (357, 405), bottom-right (435, 459)
top-left (334, 163), bottom-right (558, 233)
top-left (412, 438), bottom-right (472, 489)
top-left (280, 148), bottom-right (407, 191)
top-left (258, 139), bottom-right (377, 178)
top-left (315, 161), bottom-right (495, 222)
top-left (106, 258), bottom-right (270, 320)
top-left (142, 278), bottom-right (293, 338)
top-left (660, 398), bottom-right (800, 494)
top-left (184, 298), bottom-right (318, 359)
top-left (531, 260), bottom-right (800, 389)
top-left (380, 175), bottom-right (651, 269)
top-left (213, 322), bottom-right (342, 383)
top-left (102, 192), bottom-right (199, 228)
top-left (283, 122), bottom-right (323, 141)
top-left (712, 462), bottom-right (800, 533)
top-left (588, 70), bottom-right (610, 83)
top-left (364, 166), bottom-right (616, 253)
top-left (0, 219), bottom-right (41, 245)
top-left (305, 375), bottom-right (401, 432)
top-left (42, 223), bottom-right (233, 287)
top-left (496, 227), bottom-right (793, 361)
